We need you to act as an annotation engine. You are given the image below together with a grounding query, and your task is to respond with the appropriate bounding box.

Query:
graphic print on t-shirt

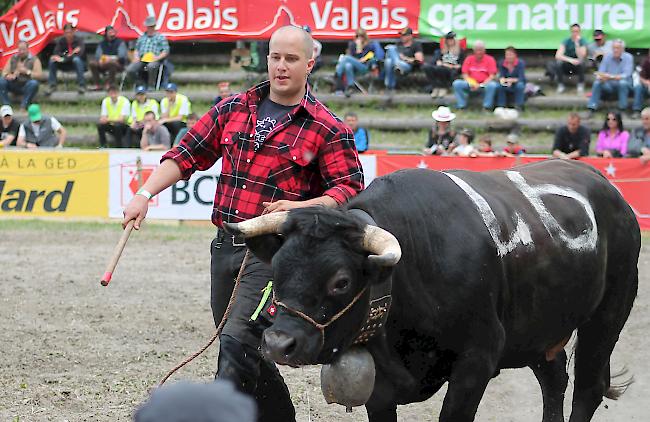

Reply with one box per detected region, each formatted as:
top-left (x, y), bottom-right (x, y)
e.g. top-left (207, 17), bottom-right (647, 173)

top-left (255, 116), bottom-right (277, 150)
top-left (254, 98), bottom-right (296, 151)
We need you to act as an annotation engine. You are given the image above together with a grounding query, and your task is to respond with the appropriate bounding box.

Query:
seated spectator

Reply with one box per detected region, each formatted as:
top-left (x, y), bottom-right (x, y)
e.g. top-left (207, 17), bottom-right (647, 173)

top-left (140, 110), bottom-right (170, 151)
top-left (474, 135), bottom-right (496, 157)
top-left (16, 104), bottom-right (65, 148)
top-left (0, 105), bottom-right (20, 147)
top-left (45, 23), bottom-right (86, 95)
top-left (451, 128), bottom-right (475, 156)
top-left (587, 40), bottom-right (633, 116)
top-left (129, 85), bottom-right (159, 147)
top-left (629, 107), bottom-right (650, 162)
top-left (424, 106), bottom-right (456, 154)
top-left (0, 41), bottom-right (42, 111)
top-left (553, 112), bottom-right (591, 159)
top-left (97, 85), bottom-right (130, 148)
top-left (302, 26), bottom-right (323, 73)
top-left (452, 40), bottom-right (498, 111)
top-left (587, 29), bottom-right (612, 68)
top-left (546, 23), bottom-right (587, 94)
top-left (423, 31), bottom-right (464, 98)
top-left (502, 133), bottom-right (526, 156)
top-left (127, 16), bottom-right (170, 89)
top-left (88, 25), bottom-right (127, 91)
top-left (632, 49), bottom-right (650, 118)
top-left (596, 111), bottom-right (629, 158)
top-left (335, 28), bottom-right (383, 97)
top-left (384, 27), bottom-right (423, 93)
top-left (344, 111), bottom-right (369, 153)
top-left (213, 81), bottom-right (233, 106)
top-left (173, 112), bottom-right (198, 145)
top-left (159, 83), bottom-right (191, 140)
top-left (497, 46), bottom-right (526, 111)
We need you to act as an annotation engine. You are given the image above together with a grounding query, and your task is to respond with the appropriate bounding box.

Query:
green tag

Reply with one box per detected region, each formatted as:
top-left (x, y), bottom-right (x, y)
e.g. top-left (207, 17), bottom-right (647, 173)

top-left (250, 280), bottom-right (273, 321)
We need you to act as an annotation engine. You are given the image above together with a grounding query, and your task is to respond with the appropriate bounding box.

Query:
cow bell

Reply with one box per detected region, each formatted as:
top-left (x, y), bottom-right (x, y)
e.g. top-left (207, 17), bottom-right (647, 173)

top-left (320, 346), bottom-right (376, 413)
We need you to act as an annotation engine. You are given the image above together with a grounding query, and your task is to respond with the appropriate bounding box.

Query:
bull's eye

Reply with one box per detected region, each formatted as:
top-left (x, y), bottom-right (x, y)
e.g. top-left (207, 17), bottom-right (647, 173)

top-left (328, 277), bottom-right (351, 296)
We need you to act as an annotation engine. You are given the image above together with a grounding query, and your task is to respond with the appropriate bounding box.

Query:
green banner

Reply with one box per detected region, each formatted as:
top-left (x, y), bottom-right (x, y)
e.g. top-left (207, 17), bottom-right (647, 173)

top-left (418, 0), bottom-right (650, 49)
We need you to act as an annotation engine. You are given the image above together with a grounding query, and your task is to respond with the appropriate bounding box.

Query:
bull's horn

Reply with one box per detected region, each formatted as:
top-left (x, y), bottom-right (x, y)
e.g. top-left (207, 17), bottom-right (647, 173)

top-left (223, 211), bottom-right (289, 237)
top-left (363, 225), bottom-right (402, 266)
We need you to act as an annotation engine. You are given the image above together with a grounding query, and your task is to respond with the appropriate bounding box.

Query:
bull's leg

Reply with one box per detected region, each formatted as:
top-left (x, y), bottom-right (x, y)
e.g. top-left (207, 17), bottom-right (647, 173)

top-left (530, 351), bottom-right (568, 422)
top-left (365, 371), bottom-right (398, 422)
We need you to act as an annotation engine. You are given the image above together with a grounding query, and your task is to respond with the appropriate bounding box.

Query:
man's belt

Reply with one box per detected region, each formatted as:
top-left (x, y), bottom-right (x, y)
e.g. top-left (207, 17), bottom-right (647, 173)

top-left (216, 227), bottom-right (246, 247)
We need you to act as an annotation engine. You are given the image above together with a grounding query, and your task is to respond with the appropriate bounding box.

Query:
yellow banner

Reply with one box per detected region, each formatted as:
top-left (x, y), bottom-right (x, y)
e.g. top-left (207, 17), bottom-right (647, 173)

top-left (0, 151), bottom-right (109, 217)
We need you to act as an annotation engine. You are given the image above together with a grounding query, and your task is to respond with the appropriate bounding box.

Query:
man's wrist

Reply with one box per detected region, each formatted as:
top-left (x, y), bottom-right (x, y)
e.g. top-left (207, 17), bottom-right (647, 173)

top-left (136, 188), bottom-right (154, 200)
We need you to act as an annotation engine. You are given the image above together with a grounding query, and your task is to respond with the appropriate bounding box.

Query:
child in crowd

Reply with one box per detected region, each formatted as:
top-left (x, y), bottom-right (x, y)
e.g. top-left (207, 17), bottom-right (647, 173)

top-left (502, 133), bottom-right (526, 156)
top-left (472, 135), bottom-right (496, 157)
top-left (451, 128), bottom-right (476, 156)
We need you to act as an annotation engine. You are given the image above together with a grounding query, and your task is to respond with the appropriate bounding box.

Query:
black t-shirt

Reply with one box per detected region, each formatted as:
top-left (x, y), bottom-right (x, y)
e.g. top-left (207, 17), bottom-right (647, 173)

top-left (1, 118), bottom-right (20, 146)
top-left (254, 98), bottom-right (296, 150)
top-left (398, 41), bottom-right (423, 59)
top-left (553, 125), bottom-right (591, 155)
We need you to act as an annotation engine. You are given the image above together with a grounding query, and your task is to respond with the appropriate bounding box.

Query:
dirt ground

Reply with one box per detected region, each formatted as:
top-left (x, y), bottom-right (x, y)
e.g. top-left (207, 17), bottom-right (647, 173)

top-left (0, 220), bottom-right (648, 422)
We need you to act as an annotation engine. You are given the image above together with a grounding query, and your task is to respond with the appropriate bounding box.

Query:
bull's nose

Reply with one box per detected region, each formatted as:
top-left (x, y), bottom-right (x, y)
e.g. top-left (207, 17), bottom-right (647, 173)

top-left (262, 330), bottom-right (297, 364)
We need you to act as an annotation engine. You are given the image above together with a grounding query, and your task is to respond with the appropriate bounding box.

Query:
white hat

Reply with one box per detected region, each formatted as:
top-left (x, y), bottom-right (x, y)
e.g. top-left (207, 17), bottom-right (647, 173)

top-left (431, 106), bottom-right (456, 122)
top-left (0, 105), bottom-right (13, 116)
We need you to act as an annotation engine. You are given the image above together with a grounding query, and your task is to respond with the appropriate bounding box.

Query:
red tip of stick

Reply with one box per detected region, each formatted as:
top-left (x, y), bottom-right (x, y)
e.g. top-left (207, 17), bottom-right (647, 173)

top-left (100, 271), bottom-right (113, 286)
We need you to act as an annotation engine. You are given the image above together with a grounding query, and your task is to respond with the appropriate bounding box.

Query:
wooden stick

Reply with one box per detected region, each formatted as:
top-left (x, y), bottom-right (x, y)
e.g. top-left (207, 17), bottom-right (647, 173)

top-left (100, 220), bottom-right (135, 286)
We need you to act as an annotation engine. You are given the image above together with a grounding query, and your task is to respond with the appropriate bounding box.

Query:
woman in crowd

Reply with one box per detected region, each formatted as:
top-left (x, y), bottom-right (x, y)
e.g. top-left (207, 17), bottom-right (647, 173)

top-left (596, 110), bottom-right (629, 158)
top-left (423, 31), bottom-right (465, 98)
top-left (497, 46), bottom-right (527, 111)
top-left (424, 106), bottom-right (457, 155)
top-left (334, 28), bottom-right (383, 97)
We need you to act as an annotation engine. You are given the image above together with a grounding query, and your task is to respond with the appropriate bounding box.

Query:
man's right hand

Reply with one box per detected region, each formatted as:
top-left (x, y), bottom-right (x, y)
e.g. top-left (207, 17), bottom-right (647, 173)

top-left (122, 194), bottom-right (150, 230)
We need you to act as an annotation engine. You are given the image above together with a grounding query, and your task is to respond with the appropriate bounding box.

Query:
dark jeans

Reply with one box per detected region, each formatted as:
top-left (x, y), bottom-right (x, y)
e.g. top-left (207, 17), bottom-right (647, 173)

top-left (546, 60), bottom-right (585, 84)
top-left (210, 233), bottom-right (295, 422)
top-left (422, 64), bottom-right (458, 88)
top-left (163, 121), bottom-right (186, 141)
top-left (48, 56), bottom-right (85, 88)
top-left (0, 78), bottom-right (39, 108)
top-left (129, 126), bottom-right (144, 148)
top-left (97, 122), bottom-right (128, 148)
top-left (127, 60), bottom-right (162, 89)
top-left (88, 60), bottom-right (124, 86)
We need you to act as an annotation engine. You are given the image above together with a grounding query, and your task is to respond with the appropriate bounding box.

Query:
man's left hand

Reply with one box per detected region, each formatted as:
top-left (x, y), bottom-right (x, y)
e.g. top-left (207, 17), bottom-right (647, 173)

top-left (263, 200), bottom-right (309, 213)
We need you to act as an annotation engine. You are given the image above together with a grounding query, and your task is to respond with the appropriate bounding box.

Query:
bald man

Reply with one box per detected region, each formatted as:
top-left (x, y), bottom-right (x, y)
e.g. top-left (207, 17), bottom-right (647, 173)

top-left (122, 26), bottom-right (363, 421)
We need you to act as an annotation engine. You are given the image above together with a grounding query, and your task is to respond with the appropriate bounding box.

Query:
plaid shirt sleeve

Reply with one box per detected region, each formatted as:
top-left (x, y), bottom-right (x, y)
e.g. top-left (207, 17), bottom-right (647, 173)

top-left (318, 122), bottom-right (364, 204)
top-left (158, 34), bottom-right (169, 54)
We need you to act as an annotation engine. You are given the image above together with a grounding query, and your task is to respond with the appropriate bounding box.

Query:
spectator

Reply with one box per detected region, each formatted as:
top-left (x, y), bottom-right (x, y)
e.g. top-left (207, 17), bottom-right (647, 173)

top-left (384, 27), bottom-right (423, 93)
top-left (0, 105), bottom-right (20, 147)
top-left (16, 104), bottom-right (65, 148)
top-left (629, 107), bottom-right (650, 162)
top-left (213, 81), bottom-right (233, 106)
top-left (502, 133), bottom-right (526, 156)
top-left (452, 40), bottom-right (498, 111)
top-left (335, 28), bottom-right (384, 97)
top-left (587, 29), bottom-right (613, 68)
top-left (474, 135), bottom-right (496, 157)
top-left (632, 49), bottom-right (650, 118)
top-left (497, 46), bottom-right (526, 111)
top-left (587, 39), bottom-right (633, 117)
top-left (553, 112), bottom-right (591, 159)
top-left (140, 110), bottom-right (170, 151)
top-left (129, 85), bottom-right (159, 147)
top-left (127, 16), bottom-right (170, 89)
top-left (0, 41), bottom-right (42, 111)
top-left (173, 112), bottom-right (198, 146)
top-left (547, 23), bottom-right (587, 94)
top-left (344, 111), bottom-right (369, 153)
top-left (45, 23), bottom-right (86, 95)
top-left (88, 25), bottom-right (127, 91)
top-left (423, 31), bottom-right (465, 98)
top-left (159, 82), bottom-right (191, 140)
top-left (97, 85), bottom-right (130, 148)
top-left (302, 26), bottom-right (323, 73)
top-left (596, 110), bottom-right (628, 158)
top-left (424, 106), bottom-right (456, 154)
top-left (451, 128), bottom-right (476, 156)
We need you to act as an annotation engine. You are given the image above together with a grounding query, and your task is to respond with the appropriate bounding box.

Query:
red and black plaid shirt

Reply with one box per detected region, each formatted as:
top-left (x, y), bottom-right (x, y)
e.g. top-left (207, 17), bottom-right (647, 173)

top-left (162, 81), bottom-right (364, 227)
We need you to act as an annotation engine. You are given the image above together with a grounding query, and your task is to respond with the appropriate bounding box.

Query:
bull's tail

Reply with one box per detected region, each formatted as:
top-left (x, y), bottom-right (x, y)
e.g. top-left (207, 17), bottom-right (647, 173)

top-left (604, 366), bottom-right (634, 400)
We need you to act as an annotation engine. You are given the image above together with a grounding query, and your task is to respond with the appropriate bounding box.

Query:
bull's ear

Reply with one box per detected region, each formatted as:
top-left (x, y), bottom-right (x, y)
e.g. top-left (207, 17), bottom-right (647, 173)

top-left (245, 234), bottom-right (284, 264)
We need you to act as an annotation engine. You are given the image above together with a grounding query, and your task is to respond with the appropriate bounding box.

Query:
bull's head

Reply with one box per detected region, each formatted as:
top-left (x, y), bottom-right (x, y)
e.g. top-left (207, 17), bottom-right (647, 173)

top-left (224, 207), bottom-right (401, 366)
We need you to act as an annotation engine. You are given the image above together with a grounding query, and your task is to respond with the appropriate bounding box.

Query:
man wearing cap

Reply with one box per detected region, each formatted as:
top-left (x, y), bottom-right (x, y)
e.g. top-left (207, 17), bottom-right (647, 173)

top-left (127, 16), bottom-right (170, 89)
top-left (384, 27), bottom-right (424, 93)
top-left (88, 25), bottom-right (127, 90)
top-left (452, 40), bottom-right (498, 111)
top-left (424, 105), bottom-right (456, 154)
top-left (46, 23), bottom-right (86, 95)
top-left (1, 41), bottom-right (42, 111)
top-left (587, 30), bottom-right (613, 68)
top-left (16, 104), bottom-right (66, 148)
top-left (97, 85), bottom-right (130, 148)
top-left (129, 85), bottom-right (160, 147)
top-left (159, 83), bottom-right (191, 140)
top-left (0, 105), bottom-right (20, 147)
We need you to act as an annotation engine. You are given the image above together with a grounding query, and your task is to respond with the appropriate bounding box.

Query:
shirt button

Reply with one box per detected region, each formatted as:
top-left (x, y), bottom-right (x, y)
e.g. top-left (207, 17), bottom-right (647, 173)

top-left (242, 184), bottom-right (247, 189)
top-left (224, 138), bottom-right (228, 142)
top-left (235, 210), bottom-right (239, 214)
top-left (246, 159), bottom-right (251, 163)
top-left (292, 155), bottom-right (297, 160)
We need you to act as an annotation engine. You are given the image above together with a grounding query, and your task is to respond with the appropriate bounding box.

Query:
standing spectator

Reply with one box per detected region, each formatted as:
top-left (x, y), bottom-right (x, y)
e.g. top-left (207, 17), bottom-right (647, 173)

top-left (629, 107), bottom-right (650, 159)
top-left (587, 29), bottom-right (613, 68)
top-left (424, 106), bottom-right (456, 154)
top-left (451, 128), bottom-right (475, 156)
top-left (553, 112), bottom-right (591, 159)
top-left (159, 83), bottom-right (191, 141)
top-left (423, 31), bottom-right (464, 98)
top-left (45, 23), bottom-right (86, 95)
top-left (213, 81), bottom-right (234, 106)
top-left (547, 23), bottom-right (587, 94)
top-left (452, 40), bottom-right (498, 111)
top-left (334, 28), bottom-right (384, 97)
top-left (587, 40), bottom-right (633, 117)
top-left (384, 27), bottom-right (423, 93)
top-left (596, 111), bottom-right (629, 158)
top-left (0, 105), bottom-right (20, 147)
top-left (140, 110), bottom-right (170, 151)
top-left (632, 49), bottom-right (650, 118)
top-left (496, 46), bottom-right (526, 111)
top-left (16, 104), bottom-right (65, 148)
top-left (173, 113), bottom-right (198, 146)
top-left (127, 16), bottom-right (169, 89)
top-left (502, 133), bottom-right (526, 156)
top-left (88, 25), bottom-right (127, 91)
top-left (0, 41), bottom-right (42, 111)
top-left (344, 111), bottom-right (369, 153)
top-left (129, 85), bottom-right (159, 147)
top-left (97, 85), bottom-right (130, 148)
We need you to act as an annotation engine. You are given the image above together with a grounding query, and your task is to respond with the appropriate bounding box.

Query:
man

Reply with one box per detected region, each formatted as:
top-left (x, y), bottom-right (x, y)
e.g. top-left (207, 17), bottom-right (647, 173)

top-left (0, 105), bottom-right (20, 147)
top-left (122, 26), bottom-right (363, 421)
top-left (0, 41), bottom-right (42, 110)
top-left (587, 29), bottom-right (613, 68)
top-left (213, 81), bottom-right (233, 106)
top-left (140, 110), bottom-right (170, 151)
top-left (631, 107), bottom-right (650, 163)
top-left (632, 49), bottom-right (650, 118)
top-left (587, 39), bottom-right (633, 116)
top-left (452, 40), bottom-right (498, 111)
top-left (552, 112), bottom-right (591, 159)
top-left (344, 111), bottom-right (369, 153)
top-left (384, 27), bottom-right (423, 93)
top-left (97, 85), bottom-right (130, 148)
top-left (129, 85), bottom-right (160, 147)
top-left (16, 104), bottom-right (66, 148)
top-left (46, 23), bottom-right (86, 95)
top-left (88, 25), bottom-right (127, 90)
top-left (173, 112), bottom-right (198, 146)
top-left (548, 23), bottom-right (587, 94)
top-left (159, 83), bottom-right (191, 140)
top-left (127, 16), bottom-right (169, 89)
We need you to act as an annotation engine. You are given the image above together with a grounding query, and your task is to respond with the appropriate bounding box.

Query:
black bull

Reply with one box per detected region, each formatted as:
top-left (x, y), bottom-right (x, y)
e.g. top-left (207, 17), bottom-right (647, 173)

top-left (225, 160), bottom-right (640, 422)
